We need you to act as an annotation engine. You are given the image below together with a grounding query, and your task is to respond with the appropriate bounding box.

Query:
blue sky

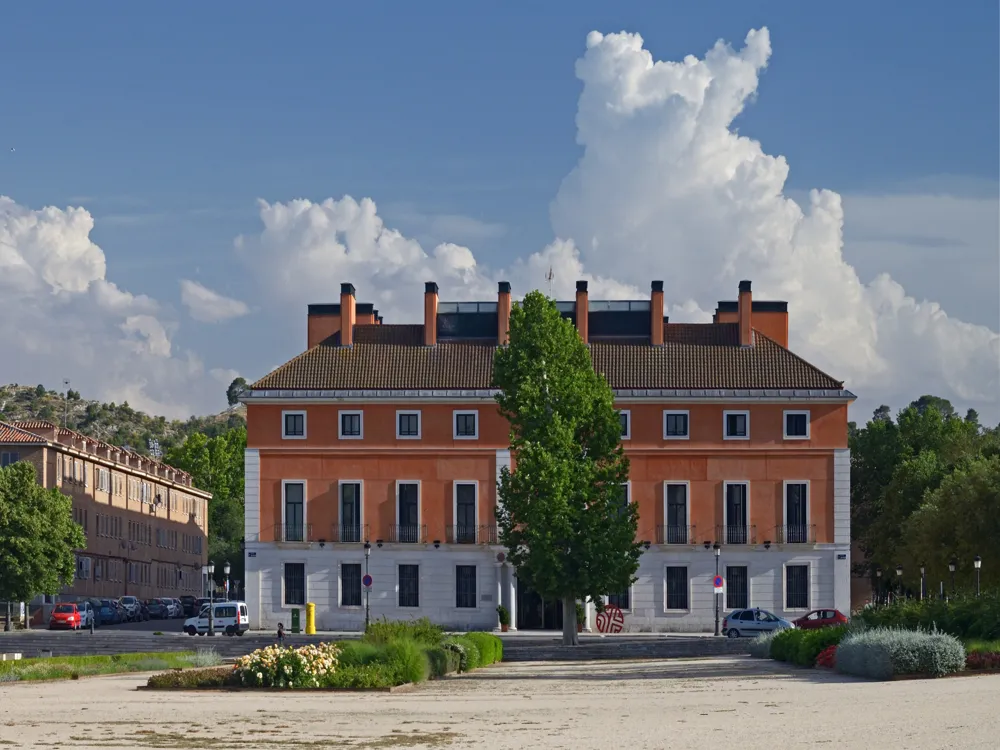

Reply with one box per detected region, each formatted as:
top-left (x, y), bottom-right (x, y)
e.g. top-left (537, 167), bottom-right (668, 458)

top-left (1, 1), bottom-right (997, 419)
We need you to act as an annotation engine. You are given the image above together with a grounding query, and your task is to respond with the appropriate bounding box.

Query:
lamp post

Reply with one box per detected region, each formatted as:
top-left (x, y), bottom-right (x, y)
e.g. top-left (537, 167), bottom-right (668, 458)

top-left (919, 563), bottom-right (926, 601)
top-left (224, 561), bottom-right (231, 601)
top-left (973, 555), bottom-right (982, 598)
top-left (895, 564), bottom-right (903, 602)
top-left (364, 541), bottom-right (372, 631)
top-left (876, 568), bottom-right (882, 607)
top-left (713, 543), bottom-right (721, 637)
top-left (207, 561), bottom-right (215, 637)
top-left (949, 558), bottom-right (957, 596)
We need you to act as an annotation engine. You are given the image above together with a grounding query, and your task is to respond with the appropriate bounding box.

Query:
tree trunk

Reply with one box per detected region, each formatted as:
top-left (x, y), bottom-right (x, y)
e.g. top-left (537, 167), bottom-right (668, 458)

top-left (3, 601), bottom-right (10, 632)
top-left (561, 597), bottom-right (579, 646)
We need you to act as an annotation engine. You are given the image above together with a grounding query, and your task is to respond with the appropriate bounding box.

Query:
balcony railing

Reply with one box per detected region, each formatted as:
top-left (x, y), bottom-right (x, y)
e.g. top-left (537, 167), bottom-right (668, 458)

top-left (275, 523), bottom-right (312, 543)
top-left (657, 525), bottom-right (696, 545)
top-left (716, 524), bottom-right (757, 545)
top-left (328, 524), bottom-right (369, 544)
top-left (388, 525), bottom-right (428, 544)
top-left (446, 525), bottom-right (498, 545)
top-left (775, 524), bottom-right (816, 544)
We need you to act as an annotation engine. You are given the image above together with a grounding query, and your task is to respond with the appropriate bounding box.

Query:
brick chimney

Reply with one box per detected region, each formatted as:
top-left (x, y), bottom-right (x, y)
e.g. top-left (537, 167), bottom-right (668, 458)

top-left (575, 280), bottom-right (589, 344)
top-left (650, 280), bottom-right (664, 346)
top-left (424, 281), bottom-right (439, 346)
top-left (340, 283), bottom-right (356, 347)
top-left (497, 281), bottom-right (511, 345)
top-left (738, 280), bottom-right (753, 347)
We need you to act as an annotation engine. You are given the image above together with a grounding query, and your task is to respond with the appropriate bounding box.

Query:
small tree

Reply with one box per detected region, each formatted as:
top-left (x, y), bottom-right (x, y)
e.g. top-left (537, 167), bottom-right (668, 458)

top-left (0, 462), bottom-right (85, 628)
top-left (226, 377), bottom-right (248, 407)
top-left (494, 291), bottom-right (640, 646)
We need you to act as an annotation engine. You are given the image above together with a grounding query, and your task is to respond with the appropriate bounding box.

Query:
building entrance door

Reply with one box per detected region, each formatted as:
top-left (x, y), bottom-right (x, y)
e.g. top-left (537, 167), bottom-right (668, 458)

top-left (516, 579), bottom-right (563, 630)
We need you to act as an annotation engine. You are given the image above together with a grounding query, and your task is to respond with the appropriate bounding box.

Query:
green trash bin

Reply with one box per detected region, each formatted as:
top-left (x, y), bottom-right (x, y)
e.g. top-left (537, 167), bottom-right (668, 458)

top-left (290, 608), bottom-right (301, 634)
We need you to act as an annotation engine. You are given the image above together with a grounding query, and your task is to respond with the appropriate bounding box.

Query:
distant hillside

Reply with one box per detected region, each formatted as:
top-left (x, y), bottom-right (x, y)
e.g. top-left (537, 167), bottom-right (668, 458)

top-left (0, 384), bottom-right (246, 457)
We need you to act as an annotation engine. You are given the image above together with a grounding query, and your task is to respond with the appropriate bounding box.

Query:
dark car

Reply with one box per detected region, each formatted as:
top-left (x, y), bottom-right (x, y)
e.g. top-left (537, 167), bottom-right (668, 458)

top-left (146, 598), bottom-right (168, 619)
top-left (180, 595), bottom-right (197, 617)
top-left (97, 599), bottom-right (120, 625)
top-left (138, 600), bottom-right (150, 621)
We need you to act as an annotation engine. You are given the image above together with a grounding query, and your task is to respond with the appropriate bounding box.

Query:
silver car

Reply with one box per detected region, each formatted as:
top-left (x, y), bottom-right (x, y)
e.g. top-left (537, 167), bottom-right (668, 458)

top-left (722, 608), bottom-right (795, 638)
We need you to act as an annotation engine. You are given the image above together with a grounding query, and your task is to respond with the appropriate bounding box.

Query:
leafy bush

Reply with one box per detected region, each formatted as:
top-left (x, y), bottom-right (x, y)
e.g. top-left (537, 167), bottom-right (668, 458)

top-left (424, 646), bottom-right (461, 677)
top-left (443, 639), bottom-right (470, 672)
top-left (965, 639), bottom-right (1000, 655)
top-left (382, 639), bottom-right (429, 684)
top-left (854, 594), bottom-right (1000, 641)
top-left (322, 663), bottom-right (399, 688)
top-left (966, 652), bottom-right (1000, 670)
top-left (146, 667), bottom-right (237, 689)
top-left (748, 631), bottom-right (779, 659)
top-left (336, 641), bottom-right (384, 667)
top-left (768, 629), bottom-right (805, 663)
top-left (836, 627), bottom-right (966, 679)
top-left (184, 648), bottom-right (222, 668)
top-left (234, 643), bottom-right (341, 688)
top-left (451, 636), bottom-right (481, 672)
top-left (462, 632), bottom-right (503, 665)
top-left (363, 617), bottom-right (443, 646)
top-left (793, 626), bottom-right (848, 667)
top-left (815, 645), bottom-right (837, 668)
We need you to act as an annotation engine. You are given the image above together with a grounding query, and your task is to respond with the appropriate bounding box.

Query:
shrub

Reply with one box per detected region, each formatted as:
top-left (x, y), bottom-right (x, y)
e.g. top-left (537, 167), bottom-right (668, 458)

top-left (425, 646), bottom-right (461, 677)
top-left (853, 594), bottom-right (1000, 641)
top-left (748, 631), bottom-right (779, 659)
top-left (966, 652), bottom-right (1000, 671)
top-left (185, 648), bottom-right (222, 668)
top-left (322, 663), bottom-right (398, 689)
top-left (363, 617), bottom-right (443, 646)
top-left (815, 645), bottom-right (837, 669)
top-left (336, 641), bottom-right (384, 667)
top-left (793, 626), bottom-right (848, 667)
top-left (383, 639), bottom-right (429, 684)
top-left (836, 627), bottom-right (966, 679)
top-left (769, 629), bottom-right (806, 663)
top-left (443, 637), bottom-right (482, 672)
top-left (965, 639), bottom-right (1000, 655)
top-left (463, 632), bottom-right (503, 665)
top-left (147, 667), bottom-right (237, 689)
top-left (443, 639), bottom-right (469, 672)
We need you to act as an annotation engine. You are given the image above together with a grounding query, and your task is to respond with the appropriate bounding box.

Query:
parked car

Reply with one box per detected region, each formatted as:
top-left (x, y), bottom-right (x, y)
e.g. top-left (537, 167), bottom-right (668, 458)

top-left (146, 598), bottom-right (168, 619)
top-left (722, 608), bottom-right (795, 638)
top-left (49, 603), bottom-right (82, 630)
top-left (194, 597), bottom-right (212, 613)
top-left (138, 600), bottom-right (150, 621)
top-left (97, 599), bottom-right (120, 626)
top-left (792, 609), bottom-right (849, 630)
top-left (75, 600), bottom-right (96, 628)
top-left (119, 596), bottom-right (140, 622)
top-left (180, 595), bottom-right (197, 617)
top-left (170, 598), bottom-right (185, 618)
top-left (163, 599), bottom-right (180, 618)
top-left (184, 601), bottom-right (250, 637)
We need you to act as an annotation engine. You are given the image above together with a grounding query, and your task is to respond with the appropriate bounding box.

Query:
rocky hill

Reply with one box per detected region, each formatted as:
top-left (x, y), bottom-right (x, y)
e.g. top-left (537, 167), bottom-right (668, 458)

top-left (0, 384), bottom-right (245, 456)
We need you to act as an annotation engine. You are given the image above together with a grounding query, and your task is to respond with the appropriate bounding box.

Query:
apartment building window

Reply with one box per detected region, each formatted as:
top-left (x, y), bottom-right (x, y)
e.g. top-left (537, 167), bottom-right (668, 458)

top-left (284, 563), bottom-right (306, 606)
top-left (396, 411), bottom-right (421, 439)
top-left (339, 411), bottom-right (363, 439)
top-left (454, 483), bottom-right (477, 543)
top-left (0, 452), bottom-right (19, 467)
top-left (664, 411), bottom-right (690, 439)
top-left (283, 482), bottom-right (305, 542)
top-left (282, 411), bottom-right (306, 439)
top-left (664, 483), bottom-right (688, 544)
top-left (341, 563), bottom-right (362, 607)
top-left (786, 565), bottom-right (809, 610)
top-left (396, 482), bottom-right (419, 543)
top-left (608, 589), bottom-right (631, 611)
top-left (97, 468), bottom-right (110, 492)
top-left (56, 454), bottom-right (62, 482)
top-left (455, 565), bottom-right (477, 608)
top-left (783, 410), bottom-right (810, 439)
top-left (619, 410), bottom-right (630, 440)
top-left (398, 564), bottom-right (420, 608)
top-left (94, 560), bottom-right (102, 582)
top-left (785, 482), bottom-right (809, 543)
top-left (453, 410), bottom-right (478, 439)
top-left (665, 567), bottom-right (689, 610)
top-left (617, 482), bottom-right (630, 517)
top-left (726, 566), bottom-right (749, 610)
top-left (340, 482), bottom-right (362, 543)
top-left (723, 411), bottom-right (750, 440)
top-left (75, 556), bottom-right (91, 581)
top-left (724, 482), bottom-right (749, 544)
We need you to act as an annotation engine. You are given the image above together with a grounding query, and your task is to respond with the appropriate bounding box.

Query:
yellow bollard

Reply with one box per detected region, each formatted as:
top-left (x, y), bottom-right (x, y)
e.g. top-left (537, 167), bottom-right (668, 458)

top-left (305, 602), bottom-right (316, 635)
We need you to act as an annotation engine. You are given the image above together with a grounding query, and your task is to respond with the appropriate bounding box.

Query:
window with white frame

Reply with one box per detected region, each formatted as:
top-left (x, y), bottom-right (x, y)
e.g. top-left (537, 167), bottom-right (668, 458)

top-left (284, 563), bottom-right (306, 606)
top-left (283, 482), bottom-right (305, 542)
top-left (76, 556), bottom-right (91, 581)
top-left (619, 410), bottom-right (630, 440)
top-left (663, 483), bottom-right (689, 544)
top-left (784, 482), bottom-right (809, 543)
top-left (726, 565), bottom-right (749, 610)
top-left (663, 410), bottom-right (690, 439)
top-left (455, 565), bottom-right (477, 608)
top-left (608, 589), bottom-right (631, 610)
top-left (341, 563), bottom-right (362, 607)
top-left (453, 410), bottom-right (478, 439)
top-left (396, 411), bottom-right (421, 439)
top-left (665, 567), bottom-right (689, 610)
top-left (282, 411), bottom-right (306, 439)
top-left (783, 410), bottom-right (810, 439)
top-left (723, 410), bottom-right (750, 439)
top-left (785, 565), bottom-right (809, 609)
top-left (97, 468), bottom-right (110, 492)
top-left (339, 411), bottom-right (363, 439)
top-left (398, 564), bottom-right (420, 607)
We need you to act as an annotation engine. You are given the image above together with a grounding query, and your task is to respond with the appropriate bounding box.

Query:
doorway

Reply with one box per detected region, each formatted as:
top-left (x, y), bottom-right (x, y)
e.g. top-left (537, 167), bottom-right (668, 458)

top-left (516, 579), bottom-right (563, 630)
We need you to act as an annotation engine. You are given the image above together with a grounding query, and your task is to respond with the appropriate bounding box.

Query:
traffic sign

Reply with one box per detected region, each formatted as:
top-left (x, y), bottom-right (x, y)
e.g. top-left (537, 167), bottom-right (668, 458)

top-left (713, 575), bottom-right (725, 593)
top-left (362, 574), bottom-right (373, 589)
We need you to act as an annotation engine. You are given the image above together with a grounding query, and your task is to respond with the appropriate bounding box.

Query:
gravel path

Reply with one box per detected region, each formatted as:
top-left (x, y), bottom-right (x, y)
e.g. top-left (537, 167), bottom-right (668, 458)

top-left (0, 657), bottom-right (997, 749)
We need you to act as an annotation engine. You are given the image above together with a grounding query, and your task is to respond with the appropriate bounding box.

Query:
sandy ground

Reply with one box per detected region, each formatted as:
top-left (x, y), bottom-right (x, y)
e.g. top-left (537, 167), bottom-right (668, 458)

top-left (1, 657), bottom-right (998, 749)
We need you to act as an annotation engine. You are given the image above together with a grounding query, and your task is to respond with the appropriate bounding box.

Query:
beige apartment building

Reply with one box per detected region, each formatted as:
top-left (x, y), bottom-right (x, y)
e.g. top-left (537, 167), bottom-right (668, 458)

top-left (0, 420), bottom-right (210, 603)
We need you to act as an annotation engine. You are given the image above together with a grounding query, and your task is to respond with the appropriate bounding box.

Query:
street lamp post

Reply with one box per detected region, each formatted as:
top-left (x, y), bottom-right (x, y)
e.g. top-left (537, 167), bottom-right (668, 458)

top-left (973, 555), bottom-right (982, 598)
top-left (207, 561), bottom-right (215, 637)
top-left (949, 558), bottom-right (957, 596)
top-left (919, 563), bottom-right (926, 601)
top-left (895, 564), bottom-right (903, 602)
top-left (364, 541), bottom-right (372, 631)
top-left (224, 561), bottom-right (231, 601)
top-left (713, 543), bottom-right (721, 637)
top-left (875, 568), bottom-right (882, 607)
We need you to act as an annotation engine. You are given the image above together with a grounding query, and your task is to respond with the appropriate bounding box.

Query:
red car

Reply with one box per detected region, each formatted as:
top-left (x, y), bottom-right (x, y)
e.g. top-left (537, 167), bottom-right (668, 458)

top-left (793, 609), bottom-right (848, 630)
top-left (49, 603), bottom-right (82, 630)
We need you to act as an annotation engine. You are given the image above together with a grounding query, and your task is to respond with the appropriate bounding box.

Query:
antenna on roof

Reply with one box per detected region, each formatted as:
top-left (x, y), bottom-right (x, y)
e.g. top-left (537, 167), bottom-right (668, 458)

top-left (545, 266), bottom-right (554, 295)
top-left (62, 378), bottom-right (70, 428)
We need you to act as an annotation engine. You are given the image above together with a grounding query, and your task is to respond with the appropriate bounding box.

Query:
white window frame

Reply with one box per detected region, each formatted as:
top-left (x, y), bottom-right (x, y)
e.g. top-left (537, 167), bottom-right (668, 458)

top-left (662, 481), bottom-right (691, 543)
top-left (453, 562), bottom-right (479, 611)
top-left (606, 581), bottom-right (634, 613)
top-left (452, 480), bottom-right (479, 533)
top-left (782, 480), bottom-right (811, 538)
top-left (723, 410), bottom-right (750, 440)
top-left (281, 479), bottom-right (307, 543)
top-left (723, 561), bottom-right (752, 612)
top-left (395, 410), bottom-right (422, 440)
top-left (782, 410), bottom-right (811, 440)
top-left (619, 409), bottom-right (631, 440)
top-left (281, 410), bottom-right (308, 440)
top-left (722, 480), bottom-right (751, 533)
top-left (395, 480), bottom-right (422, 534)
top-left (782, 561), bottom-right (812, 613)
top-left (663, 565), bottom-right (691, 613)
top-left (453, 409), bottom-right (479, 440)
top-left (338, 479), bottom-right (365, 540)
top-left (663, 410), bottom-right (691, 440)
top-left (338, 410), bottom-right (364, 440)
top-left (338, 561), bottom-right (364, 609)
top-left (281, 560), bottom-right (308, 609)
top-left (396, 562), bottom-right (421, 608)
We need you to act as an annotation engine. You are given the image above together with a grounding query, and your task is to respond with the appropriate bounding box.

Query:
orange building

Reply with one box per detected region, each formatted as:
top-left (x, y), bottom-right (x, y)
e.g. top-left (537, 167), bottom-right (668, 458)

top-left (242, 280), bottom-right (854, 632)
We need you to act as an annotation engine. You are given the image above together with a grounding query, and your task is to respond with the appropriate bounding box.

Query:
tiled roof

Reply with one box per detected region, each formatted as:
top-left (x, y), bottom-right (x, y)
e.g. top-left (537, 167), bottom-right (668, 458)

top-left (252, 323), bottom-right (844, 391)
top-left (0, 421), bottom-right (46, 444)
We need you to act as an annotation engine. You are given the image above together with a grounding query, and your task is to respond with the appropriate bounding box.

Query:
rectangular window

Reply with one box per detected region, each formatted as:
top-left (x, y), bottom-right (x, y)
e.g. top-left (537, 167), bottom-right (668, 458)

top-left (454, 411), bottom-right (478, 439)
top-left (282, 411), bottom-right (306, 439)
top-left (619, 411), bottom-right (630, 440)
top-left (665, 567), bottom-right (689, 610)
top-left (724, 411), bottom-right (749, 439)
top-left (398, 564), bottom-right (420, 608)
top-left (76, 556), bottom-right (91, 581)
top-left (664, 483), bottom-right (688, 544)
top-left (284, 482), bottom-right (305, 542)
top-left (726, 566), bottom-right (749, 610)
top-left (454, 483), bottom-right (477, 543)
top-left (284, 563), bottom-right (306, 606)
top-left (786, 565), bottom-right (809, 609)
top-left (397, 483), bottom-right (419, 543)
top-left (725, 482), bottom-right (749, 544)
top-left (783, 410), bottom-right (810, 439)
top-left (1, 452), bottom-right (20, 467)
top-left (663, 411), bottom-right (689, 439)
top-left (339, 411), bottom-right (363, 439)
top-left (340, 482), bottom-right (362, 543)
top-left (785, 483), bottom-right (808, 543)
top-left (341, 563), bottom-right (362, 607)
top-left (456, 565), bottom-right (477, 608)
top-left (608, 589), bottom-right (631, 610)
top-left (396, 411), bottom-right (421, 439)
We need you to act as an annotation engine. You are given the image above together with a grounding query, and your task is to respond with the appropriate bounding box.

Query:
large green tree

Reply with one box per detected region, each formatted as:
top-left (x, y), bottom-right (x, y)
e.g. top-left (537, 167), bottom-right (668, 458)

top-left (493, 291), bottom-right (639, 645)
top-left (0, 462), bottom-right (85, 628)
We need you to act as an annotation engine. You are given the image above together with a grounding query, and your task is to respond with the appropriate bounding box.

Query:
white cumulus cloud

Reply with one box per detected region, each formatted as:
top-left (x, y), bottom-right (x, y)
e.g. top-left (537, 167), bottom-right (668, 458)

top-left (179, 279), bottom-right (250, 323)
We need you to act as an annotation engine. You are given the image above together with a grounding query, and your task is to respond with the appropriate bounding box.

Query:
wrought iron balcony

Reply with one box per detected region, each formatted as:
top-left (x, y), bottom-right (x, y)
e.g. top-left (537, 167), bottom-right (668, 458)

top-left (329, 524), bottom-right (369, 544)
top-left (388, 524), bottom-right (428, 544)
top-left (775, 524), bottom-right (816, 544)
top-left (656, 525), bottom-right (696, 545)
top-left (716, 524), bottom-right (757, 545)
top-left (446, 525), bottom-right (498, 545)
top-left (275, 523), bottom-right (312, 543)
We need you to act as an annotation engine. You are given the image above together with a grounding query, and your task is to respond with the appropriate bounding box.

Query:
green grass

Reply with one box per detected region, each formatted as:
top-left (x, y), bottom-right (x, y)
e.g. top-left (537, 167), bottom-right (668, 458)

top-left (965, 639), bottom-right (1000, 655)
top-left (0, 649), bottom-right (220, 683)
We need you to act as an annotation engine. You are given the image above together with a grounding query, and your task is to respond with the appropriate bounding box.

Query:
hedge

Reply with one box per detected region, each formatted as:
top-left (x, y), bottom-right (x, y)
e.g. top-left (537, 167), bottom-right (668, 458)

top-left (835, 627), bottom-right (966, 679)
top-left (853, 594), bottom-right (1000, 641)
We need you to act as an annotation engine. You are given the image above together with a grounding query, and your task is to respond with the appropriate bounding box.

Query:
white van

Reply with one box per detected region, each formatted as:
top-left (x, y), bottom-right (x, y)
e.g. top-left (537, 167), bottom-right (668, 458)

top-left (184, 601), bottom-right (249, 636)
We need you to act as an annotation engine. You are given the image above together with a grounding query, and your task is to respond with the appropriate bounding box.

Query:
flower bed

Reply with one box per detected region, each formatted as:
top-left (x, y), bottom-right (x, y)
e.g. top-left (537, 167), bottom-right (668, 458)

top-left (814, 645), bottom-right (837, 669)
top-left (965, 651), bottom-right (1000, 671)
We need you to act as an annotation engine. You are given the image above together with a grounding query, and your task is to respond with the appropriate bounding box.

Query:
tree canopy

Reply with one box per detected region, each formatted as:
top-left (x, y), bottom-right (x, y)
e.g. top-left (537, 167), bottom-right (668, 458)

top-left (0, 461), bottom-right (86, 605)
top-left (226, 377), bottom-right (248, 407)
top-left (493, 291), bottom-right (639, 645)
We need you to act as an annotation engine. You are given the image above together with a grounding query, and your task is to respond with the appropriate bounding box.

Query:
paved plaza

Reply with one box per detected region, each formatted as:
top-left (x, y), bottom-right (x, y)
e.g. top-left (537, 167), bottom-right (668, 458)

top-left (1, 657), bottom-right (997, 749)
